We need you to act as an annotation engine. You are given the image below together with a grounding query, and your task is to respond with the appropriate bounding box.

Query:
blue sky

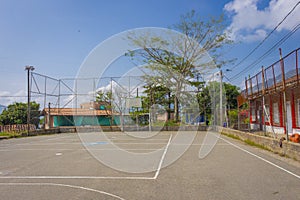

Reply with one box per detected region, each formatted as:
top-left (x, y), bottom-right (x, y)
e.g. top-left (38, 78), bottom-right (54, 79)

top-left (0, 0), bottom-right (299, 106)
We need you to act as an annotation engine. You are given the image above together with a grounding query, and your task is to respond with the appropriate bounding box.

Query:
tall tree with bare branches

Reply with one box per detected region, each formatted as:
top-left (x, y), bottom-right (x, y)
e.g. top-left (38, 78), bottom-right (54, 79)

top-left (127, 10), bottom-right (234, 122)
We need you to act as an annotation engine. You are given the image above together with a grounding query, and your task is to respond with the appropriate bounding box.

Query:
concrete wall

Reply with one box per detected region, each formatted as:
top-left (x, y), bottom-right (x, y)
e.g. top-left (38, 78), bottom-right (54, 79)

top-left (217, 126), bottom-right (300, 161)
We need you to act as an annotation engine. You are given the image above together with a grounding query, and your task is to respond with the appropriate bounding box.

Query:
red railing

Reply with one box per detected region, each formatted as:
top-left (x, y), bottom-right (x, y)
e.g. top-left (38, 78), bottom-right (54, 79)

top-left (246, 48), bottom-right (300, 99)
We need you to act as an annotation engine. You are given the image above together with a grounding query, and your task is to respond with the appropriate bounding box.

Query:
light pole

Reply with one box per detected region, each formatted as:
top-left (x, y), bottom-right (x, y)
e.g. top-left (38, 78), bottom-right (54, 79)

top-left (25, 65), bottom-right (35, 135)
top-left (219, 69), bottom-right (232, 127)
top-left (220, 70), bottom-right (223, 127)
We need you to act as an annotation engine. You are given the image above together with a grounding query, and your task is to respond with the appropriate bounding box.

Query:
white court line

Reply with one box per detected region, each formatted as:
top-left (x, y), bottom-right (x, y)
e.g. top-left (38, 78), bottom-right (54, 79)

top-left (1, 142), bottom-right (228, 146)
top-left (0, 134), bottom-right (171, 181)
top-left (0, 135), bottom-right (75, 148)
top-left (38, 135), bottom-right (76, 141)
top-left (154, 134), bottom-right (172, 179)
top-left (0, 144), bottom-right (232, 151)
top-left (0, 134), bottom-right (172, 180)
top-left (3, 142), bottom-right (168, 145)
top-left (110, 139), bottom-right (170, 141)
top-left (0, 183), bottom-right (125, 200)
top-left (0, 148), bottom-right (162, 151)
top-left (219, 135), bottom-right (300, 180)
top-left (5, 142), bottom-right (84, 145)
top-left (26, 135), bottom-right (75, 144)
top-left (0, 176), bottom-right (155, 180)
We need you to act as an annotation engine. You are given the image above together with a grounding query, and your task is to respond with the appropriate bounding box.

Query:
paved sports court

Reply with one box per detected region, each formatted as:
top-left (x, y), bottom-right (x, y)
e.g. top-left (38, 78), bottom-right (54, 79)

top-left (0, 131), bottom-right (299, 200)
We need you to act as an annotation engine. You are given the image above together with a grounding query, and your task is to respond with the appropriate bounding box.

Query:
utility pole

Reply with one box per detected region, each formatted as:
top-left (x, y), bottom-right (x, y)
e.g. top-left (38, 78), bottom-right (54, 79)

top-left (219, 69), bottom-right (232, 127)
top-left (48, 102), bottom-right (51, 129)
top-left (261, 66), bottom-right (266, 134)
top-left (220, 69), bottom-right (223, 127)
top-left (279, 48), bottom-right (289, 141)
top-left (25, 65), bottom-right (35, 136)
top-left (212, 73), bottom-right (216, 129)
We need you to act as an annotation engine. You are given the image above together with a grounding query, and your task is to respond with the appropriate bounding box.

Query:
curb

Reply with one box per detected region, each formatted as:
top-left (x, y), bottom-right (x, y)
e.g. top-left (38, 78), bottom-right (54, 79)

top-left (0, 136), bottom-right (9, 140)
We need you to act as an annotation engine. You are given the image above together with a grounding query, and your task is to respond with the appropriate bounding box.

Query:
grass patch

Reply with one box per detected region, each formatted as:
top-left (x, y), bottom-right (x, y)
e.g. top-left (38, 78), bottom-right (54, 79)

top-left (244, 139), bottom-right (271, 152)
top-left (0, 131), bottom-right (24, 139)
top-left (293, 157), bottom-right (298, 161)
top-left (278, 152), bottom-right (291, 159)
top-left (221, 132), bottom-right (272, 152)
top-left (221, 132), bottom-right (241, 141)
top-left (221, 130), bottom-right (299, 161)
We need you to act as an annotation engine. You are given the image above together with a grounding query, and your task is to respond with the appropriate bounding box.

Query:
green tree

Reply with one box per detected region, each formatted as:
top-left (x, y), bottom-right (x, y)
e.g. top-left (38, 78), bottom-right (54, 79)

top-left (95, 90), bottom-right (114, 127)
top-left (224, 83), bottom-right (240, 110)
top-left (127, 10), bottom-right (234, 122)
top-left (0, 102), bottom-right (40, 127)
top-left (96, 90), bottom-right (112, 105)
top-left (196, 81), bottom-right (240, 125)
top-left (224, 83), bottom-right (240, 127)
top-left (142, 84), bottom-right (173, 120)
top-left (228, 109), bottom-right (238, 127)
top-left (196, 84), bottom-right (211, 116)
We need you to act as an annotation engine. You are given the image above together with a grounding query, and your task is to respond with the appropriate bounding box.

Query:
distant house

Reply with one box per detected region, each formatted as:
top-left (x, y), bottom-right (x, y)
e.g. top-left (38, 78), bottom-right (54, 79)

top-left (43, 101), bottom-right (120, 128)
top-left (245, 48), bottom-right (300, 136)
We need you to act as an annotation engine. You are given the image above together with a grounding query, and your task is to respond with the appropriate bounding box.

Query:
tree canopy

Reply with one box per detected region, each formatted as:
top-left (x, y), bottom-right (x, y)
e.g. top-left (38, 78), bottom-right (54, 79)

top-left (127, 10), bottom-right (234, 121)
top-left (197, 81), bottom-right (240, 125)
top-left (0, 102), bottom-right (40, 127)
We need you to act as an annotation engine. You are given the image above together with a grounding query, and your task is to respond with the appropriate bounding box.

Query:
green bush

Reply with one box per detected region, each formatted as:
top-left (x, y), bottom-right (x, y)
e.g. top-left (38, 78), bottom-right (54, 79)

top-left (0, 131), bottom-right (23, 138)
top-left (228, 109), bottom-right (238, 126)
top-left (244, 117), bottom-right (250, 124)
top-left (151, 120), bottom-right (180, 127)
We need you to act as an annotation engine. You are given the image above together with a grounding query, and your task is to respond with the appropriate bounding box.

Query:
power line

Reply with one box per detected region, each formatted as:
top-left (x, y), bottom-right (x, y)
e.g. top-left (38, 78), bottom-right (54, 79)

top-left (0, 95), bottom-right (42, 98)
top-left (228, 1), bottom-right (300, 71)
top-left (230, 22), bottom-right (300, 81)
top-left (223, 75), bottom-right (234, 84)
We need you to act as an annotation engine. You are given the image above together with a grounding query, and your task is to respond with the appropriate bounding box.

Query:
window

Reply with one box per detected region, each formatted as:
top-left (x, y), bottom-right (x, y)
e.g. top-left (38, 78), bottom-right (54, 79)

top-left (273, 103), bottom-right (279, 124)
top-left (264, 104), bottom-right (270, 122)
top-left (251, 107), bottom-right (256, 121)
top-left (258, 106), bottom-right (262, 121)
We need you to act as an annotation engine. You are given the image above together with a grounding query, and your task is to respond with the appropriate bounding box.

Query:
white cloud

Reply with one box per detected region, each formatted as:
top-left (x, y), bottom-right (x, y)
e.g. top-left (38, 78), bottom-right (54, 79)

top-left (0, 90), bottom-right (26, 106)
top-left (241, 29), bottom-right (268, 42)
top-left (224, 0), bottom-right (300, 42)
top-left (0, 89), bottom-right (57, 110)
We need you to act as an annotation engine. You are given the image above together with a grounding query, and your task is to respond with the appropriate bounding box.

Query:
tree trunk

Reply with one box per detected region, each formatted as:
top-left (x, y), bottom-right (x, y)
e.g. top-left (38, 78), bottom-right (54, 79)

top-left (174, 96), bottom-right (179, 122)
top-left (168, 92), bottom-right (171, 120)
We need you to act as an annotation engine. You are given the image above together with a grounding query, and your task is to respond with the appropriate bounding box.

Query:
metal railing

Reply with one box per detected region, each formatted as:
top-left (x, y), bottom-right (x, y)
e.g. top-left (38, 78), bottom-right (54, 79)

top-left (246, 48), bottom-right (299, 99)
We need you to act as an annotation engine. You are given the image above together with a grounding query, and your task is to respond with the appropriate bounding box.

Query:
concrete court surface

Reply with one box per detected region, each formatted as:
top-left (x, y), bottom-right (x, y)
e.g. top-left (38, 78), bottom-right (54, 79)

top-left (0, 131), bottom-right (299, 200)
